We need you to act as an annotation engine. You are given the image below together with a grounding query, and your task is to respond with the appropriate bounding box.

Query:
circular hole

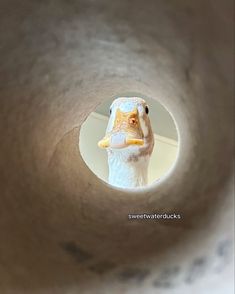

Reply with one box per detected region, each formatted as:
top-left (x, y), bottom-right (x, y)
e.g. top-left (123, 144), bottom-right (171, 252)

top-left (79, 94), bottom-right (179, 189)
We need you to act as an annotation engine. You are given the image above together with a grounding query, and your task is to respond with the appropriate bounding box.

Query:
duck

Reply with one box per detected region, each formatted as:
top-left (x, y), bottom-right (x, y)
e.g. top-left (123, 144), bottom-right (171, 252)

top-left (98, 97), bottom-right (154, 188)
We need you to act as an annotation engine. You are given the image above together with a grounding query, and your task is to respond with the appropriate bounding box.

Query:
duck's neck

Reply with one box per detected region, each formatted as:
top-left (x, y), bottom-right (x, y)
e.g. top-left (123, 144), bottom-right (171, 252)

top-left (107, 151), bottom-right (149, 188)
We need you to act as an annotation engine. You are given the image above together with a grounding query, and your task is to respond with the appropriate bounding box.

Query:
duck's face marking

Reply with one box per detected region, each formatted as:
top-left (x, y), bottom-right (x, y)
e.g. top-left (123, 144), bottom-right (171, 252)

top-left (98, 97), bottom-right (154, 161)
top-left (110, 107), bottom-right (144, 145)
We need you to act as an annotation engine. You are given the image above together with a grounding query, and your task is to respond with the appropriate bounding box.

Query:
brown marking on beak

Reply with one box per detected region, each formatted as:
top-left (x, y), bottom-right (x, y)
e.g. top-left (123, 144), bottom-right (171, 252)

top-left (98, 108), bottom-right (146, 149)
top-left (112, 108), bottom-right (143, 138)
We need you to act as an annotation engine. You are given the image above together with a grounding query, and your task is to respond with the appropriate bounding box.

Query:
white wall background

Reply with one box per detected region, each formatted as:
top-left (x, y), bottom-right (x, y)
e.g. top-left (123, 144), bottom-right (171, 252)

top-left (79, 112), bottom-right (179, 185)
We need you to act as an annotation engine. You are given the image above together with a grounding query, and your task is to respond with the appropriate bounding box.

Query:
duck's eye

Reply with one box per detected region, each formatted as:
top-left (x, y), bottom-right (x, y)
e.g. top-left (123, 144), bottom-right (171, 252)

top-left (109, 108), bottom-right (112, 115)
top-left (145, 105), bottom-right (149, 114)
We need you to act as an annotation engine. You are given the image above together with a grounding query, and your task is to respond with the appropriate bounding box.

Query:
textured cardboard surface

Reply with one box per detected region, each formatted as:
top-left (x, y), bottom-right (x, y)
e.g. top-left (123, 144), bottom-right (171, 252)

top-left (0, 0), bottom-right (234, 293)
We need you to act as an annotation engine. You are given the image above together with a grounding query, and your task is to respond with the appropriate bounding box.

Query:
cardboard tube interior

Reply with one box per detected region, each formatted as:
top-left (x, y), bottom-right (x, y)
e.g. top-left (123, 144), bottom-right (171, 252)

top-left (0, 1), bottom-right (233, 293)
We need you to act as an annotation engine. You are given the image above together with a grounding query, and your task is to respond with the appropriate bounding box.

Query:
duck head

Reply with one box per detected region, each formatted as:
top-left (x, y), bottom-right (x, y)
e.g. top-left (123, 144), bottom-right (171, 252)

top-left (98, 97), bottom-right (154, 188)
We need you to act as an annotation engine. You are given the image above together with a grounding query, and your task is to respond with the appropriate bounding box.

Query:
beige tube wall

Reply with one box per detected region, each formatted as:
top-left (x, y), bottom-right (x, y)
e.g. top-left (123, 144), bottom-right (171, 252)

top-left (0, 1), bottom-right (234, 293)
